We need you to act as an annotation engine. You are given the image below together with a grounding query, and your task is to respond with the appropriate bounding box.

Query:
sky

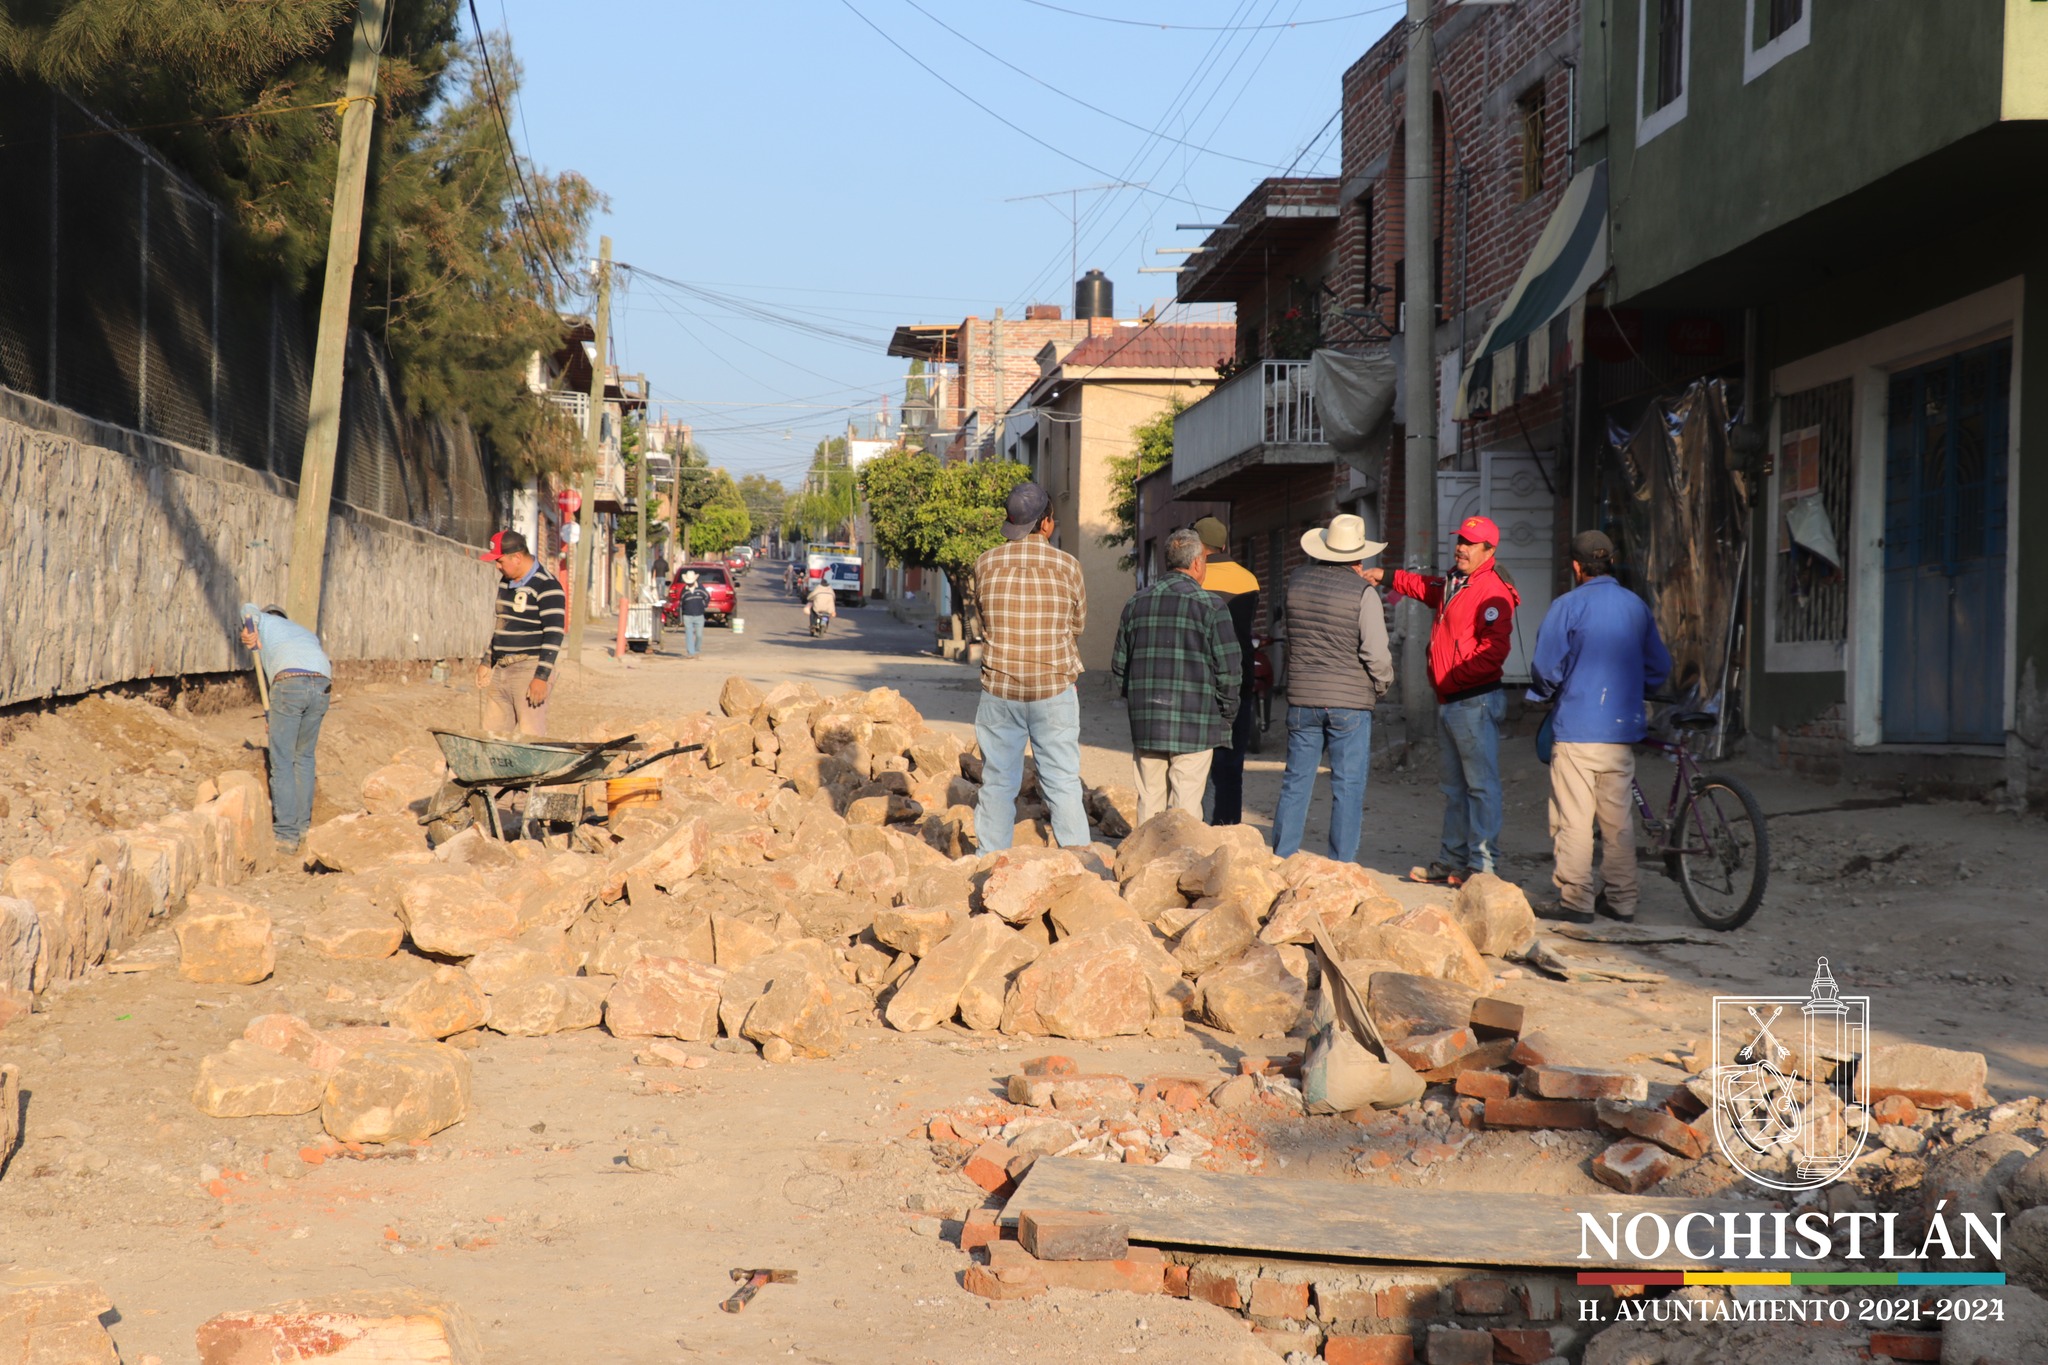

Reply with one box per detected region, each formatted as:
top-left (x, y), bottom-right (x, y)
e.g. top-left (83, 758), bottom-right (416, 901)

top-left (493, 0), bottom-right (1407, 486)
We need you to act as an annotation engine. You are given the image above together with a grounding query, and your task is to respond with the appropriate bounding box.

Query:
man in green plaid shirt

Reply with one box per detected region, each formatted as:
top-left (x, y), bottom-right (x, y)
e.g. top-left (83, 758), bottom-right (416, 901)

top-left (1111, 527), bottom-right (1243, 825)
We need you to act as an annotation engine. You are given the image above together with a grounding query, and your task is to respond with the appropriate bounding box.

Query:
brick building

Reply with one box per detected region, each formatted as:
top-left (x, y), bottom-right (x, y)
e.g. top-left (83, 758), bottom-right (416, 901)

top-left (886, 303), bottom-right (1124, 465)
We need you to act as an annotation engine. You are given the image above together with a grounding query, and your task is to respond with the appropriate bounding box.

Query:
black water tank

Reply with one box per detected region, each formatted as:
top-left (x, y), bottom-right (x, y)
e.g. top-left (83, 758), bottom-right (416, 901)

top-left (1074, 269), bottom-right (1113, 321)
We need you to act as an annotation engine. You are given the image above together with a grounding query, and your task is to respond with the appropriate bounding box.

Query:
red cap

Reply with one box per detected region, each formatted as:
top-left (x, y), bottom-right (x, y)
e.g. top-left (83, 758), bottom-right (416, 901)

top-left (479, 530), bottom-right (528, 562)
top-left (1456, 515), bottom-right (1500, 547)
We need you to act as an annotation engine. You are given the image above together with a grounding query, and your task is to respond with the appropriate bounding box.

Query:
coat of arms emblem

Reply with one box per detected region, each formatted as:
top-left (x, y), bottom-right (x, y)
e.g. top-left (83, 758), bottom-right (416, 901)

top-left (1710, 957), bottom-right (1870, 1191)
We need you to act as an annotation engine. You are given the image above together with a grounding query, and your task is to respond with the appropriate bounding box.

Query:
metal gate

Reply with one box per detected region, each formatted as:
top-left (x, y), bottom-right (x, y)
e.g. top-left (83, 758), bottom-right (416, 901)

top-left (1881, 338), bottom-right (2010, 744)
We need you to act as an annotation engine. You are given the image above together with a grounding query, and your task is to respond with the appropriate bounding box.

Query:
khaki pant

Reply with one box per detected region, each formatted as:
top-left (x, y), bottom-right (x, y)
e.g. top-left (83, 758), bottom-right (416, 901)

top-left (1549, 741), bottom-right (1638, 915)
top-left (482, 655), bottom-right (550, 737)
top-left (1133, 749), bottom-right (1213, 827)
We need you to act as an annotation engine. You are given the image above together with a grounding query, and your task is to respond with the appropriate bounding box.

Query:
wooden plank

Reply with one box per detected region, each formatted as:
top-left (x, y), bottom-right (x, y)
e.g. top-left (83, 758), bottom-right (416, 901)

top-left (1000, 1158), bottom-right (1735, 1270)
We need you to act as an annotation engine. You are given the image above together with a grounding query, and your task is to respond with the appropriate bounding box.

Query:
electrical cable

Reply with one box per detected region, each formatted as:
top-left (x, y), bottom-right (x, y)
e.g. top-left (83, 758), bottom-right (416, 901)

top-left (901, 0), bottom-right (1292, 171)
top-left (839, 0), bottom-right (1225, 214)
top-left (464, 0), bottom-right (579, 300)
top-left (1016, 0), bottom-right (1393, 29)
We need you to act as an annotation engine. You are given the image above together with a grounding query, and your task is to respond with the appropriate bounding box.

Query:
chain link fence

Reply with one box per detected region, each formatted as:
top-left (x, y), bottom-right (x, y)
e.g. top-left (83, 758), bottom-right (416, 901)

top-left (0, 80), bottom-right (493, 543)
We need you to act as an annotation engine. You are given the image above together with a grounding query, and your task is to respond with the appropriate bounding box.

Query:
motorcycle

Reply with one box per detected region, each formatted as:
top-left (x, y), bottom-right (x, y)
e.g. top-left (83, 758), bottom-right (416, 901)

top-left (809, 608), bottom-right (831, 637)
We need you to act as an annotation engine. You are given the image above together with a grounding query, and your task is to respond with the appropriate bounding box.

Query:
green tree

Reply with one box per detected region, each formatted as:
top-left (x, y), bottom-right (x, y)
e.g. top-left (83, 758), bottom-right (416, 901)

top-left (1102, 397), bottom-right (1184, 572)
top-left (611, 414), bottom-right (668, 562)
top-left (736, 473), bottom-right (787, 538)
top-left (687, 470), bottom-right (751, 557)
top-left (781, 436), bottom-right (857, 543)
top-left (857, 451), bottom-right (1028, 644)
top-left (1, 5), bottom-right (600, 479)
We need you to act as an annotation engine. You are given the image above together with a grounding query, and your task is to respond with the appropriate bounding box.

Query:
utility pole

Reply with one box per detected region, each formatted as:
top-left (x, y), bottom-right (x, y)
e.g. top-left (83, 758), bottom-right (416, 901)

top-left (283, 0), bottom-right (387, 626)
top-left (633, 414), bottom-right (646, 602)
top-left (1400, 0), bottom-right (1438, 747)
top-left (575, 236), bottom-right (612, 663)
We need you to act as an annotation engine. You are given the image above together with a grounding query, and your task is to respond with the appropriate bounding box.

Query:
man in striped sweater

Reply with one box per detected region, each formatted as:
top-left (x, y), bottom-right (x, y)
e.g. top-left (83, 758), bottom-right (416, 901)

top-left (478, 530), bottom-right (565, 737)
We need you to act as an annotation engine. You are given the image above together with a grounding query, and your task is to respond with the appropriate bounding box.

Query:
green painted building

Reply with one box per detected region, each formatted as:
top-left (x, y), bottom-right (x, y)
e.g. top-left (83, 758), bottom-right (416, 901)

top-left (1583, 0), bottom-right (2048, 796)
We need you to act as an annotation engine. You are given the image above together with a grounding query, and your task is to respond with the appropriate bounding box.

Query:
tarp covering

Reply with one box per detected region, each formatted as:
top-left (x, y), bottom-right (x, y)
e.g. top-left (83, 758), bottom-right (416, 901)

top-left (1457, 160), bottom-right (1609, 419)
top-left (1603, 378), bottom-right (1751, 719)
top-left (1310, 347), bottom-right (1396, 457)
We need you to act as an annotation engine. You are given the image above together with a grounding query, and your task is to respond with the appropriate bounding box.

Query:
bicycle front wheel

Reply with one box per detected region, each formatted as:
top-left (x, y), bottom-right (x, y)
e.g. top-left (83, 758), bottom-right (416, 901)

top-left (1673, 776), bottom-right (1769, 930)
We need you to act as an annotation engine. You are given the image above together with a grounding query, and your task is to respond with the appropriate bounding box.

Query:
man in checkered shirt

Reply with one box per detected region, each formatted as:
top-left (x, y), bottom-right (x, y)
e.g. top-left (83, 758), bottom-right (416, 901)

top-left (1110, 527), bottom-right (1242, 825)
top-left (972, 481), bottom-right (1090, 851)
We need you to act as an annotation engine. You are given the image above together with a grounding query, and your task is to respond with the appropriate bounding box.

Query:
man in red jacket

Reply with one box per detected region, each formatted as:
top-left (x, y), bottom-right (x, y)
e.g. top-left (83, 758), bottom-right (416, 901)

top-left (1365, 515), bottom-right (1519, 884)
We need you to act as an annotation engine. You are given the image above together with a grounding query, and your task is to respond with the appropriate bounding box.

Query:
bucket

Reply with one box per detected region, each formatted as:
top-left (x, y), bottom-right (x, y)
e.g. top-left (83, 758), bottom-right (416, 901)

top-left (730, 618), bottom-right (746, 635)
top-left (605, 775), bottom-right (663, 822)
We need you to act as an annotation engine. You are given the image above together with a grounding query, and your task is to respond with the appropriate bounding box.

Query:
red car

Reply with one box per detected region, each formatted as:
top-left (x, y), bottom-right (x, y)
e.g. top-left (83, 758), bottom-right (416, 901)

top-left (662, 563), bottom-right (736, 627)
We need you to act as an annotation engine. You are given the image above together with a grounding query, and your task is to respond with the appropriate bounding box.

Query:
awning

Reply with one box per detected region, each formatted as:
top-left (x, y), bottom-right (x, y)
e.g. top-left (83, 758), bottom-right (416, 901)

top-left (1456, 160), bottom-right (1608, 419)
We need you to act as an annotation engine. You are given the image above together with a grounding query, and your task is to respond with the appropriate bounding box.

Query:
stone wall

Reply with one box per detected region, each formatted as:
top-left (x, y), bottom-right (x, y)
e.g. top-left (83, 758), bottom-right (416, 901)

top-left (0, 391), bottom-right (496, 707)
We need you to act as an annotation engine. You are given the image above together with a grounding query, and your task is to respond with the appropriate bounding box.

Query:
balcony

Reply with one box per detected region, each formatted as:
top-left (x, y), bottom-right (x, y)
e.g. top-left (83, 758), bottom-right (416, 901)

top-left (1171, 360), bottom-right (1326, 494)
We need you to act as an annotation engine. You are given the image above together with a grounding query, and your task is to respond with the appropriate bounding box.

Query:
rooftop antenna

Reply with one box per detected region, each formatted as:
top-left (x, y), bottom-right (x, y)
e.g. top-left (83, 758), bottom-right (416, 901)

top-left (1006, 181), bottom-right (1148, 299)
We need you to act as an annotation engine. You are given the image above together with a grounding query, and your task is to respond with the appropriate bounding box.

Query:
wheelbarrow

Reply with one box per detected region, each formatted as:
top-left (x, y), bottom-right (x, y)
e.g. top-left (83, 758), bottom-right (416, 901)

top-left (421, 730), bottom-right (699, 841)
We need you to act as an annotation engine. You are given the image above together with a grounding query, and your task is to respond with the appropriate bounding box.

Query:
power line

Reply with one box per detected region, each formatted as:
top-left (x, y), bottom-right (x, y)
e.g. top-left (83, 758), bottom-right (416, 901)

top-left (840, 0), bottom-right (1224, 214)
top-left (902, 0), bottom-right (1291, 171)
top-left (1016, 0), bottom-right (1394, 29)
top-left (464, 0), bottom-right (578, 300)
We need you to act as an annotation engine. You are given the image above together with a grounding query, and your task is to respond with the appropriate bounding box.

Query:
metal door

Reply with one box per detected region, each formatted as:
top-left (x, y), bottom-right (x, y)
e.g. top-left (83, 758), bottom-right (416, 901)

top-left (1481, 450), bottom-right (1559, 684)
top-left (1881, 339), bottom-right (2010, 744)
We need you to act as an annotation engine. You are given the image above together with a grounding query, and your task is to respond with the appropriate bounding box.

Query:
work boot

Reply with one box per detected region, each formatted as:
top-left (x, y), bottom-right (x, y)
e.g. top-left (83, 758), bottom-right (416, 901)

top-left (1531, 898), bottom-right (1594, 925)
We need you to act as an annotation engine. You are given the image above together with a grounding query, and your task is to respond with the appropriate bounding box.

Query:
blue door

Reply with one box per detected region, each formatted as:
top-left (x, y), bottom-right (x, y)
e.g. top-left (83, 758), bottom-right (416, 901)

top-left (1881, 339), bottom-right (2010, 744)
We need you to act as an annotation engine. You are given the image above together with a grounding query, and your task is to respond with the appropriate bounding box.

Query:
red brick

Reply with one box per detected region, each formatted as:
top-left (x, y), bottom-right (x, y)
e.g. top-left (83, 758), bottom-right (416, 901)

top-left (1247, 1278), bottom-right (1310, 1320)
top-left (1418, 1037), bottom-right (1517, 1082)
top-left (961, 1210), bottom-right (999, 1251)
top-left (1018, 1210), bottom-right (1129, 1262)
top-left (1454, 1071), bottom-right (1512, 1102)
top-left (1022, 1054), bottom-right (1077, 1076)
top-left (1190, 1265), bottom-right (1242, 1309)
top-left (1870, 1094), bottom-right (1921, 1126)
top-left (1239, 1056), bottom-right (1273, 1076)
top-left (961, 1140), bottom-right (1014, 1193)
top-left (1591, 1140), bottom-right (1679, 1194)
top-left (1594, 1100), bottom-right (1707, 1158)
top-left (1163, 1263), bottom-right (1190, 1298)
top-left (1867, 1332), bottom-right (1942, 1362)
top-left (1390, 1028), bottom-right (1477, 1071)
top-left (1377, 1282), bottom-right (1440, 1322)
top-left (1424, 1326), bottom-right (1494, 1365)
top-left (1516, 1281), bottom-right (1561, 1321)
top-left (962, 1263), bottom-right (1044, 1300)
top-left (1315, 1285), bottom-right (1375, 1322)
top-left (1325, 1334), bottom-right (1416, 1365)
top-left (1488, 1327), bottom-right (1555, 1364)
top-left (927, 1116), bottom-right (959, 1143)
top-left (1522, 1064), bottom-right (1648, 1102)
top-left (1451, 1278), bottom-right (1510, 1315)
top-left (1455, 1097), bottom-right (1485, 1129)
top-left (1140, 1076), bottom-right (1211, 1112)
top-left (1481, 1096), bottom-right (1598, 1130)
top-left (1508, 1031), bottom-right (1565, 1067)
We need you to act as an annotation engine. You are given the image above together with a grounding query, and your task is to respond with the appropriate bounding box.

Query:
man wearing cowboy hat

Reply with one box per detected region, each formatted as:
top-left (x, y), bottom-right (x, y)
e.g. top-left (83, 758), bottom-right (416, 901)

top-left (1365, 514), bottom-right (1521, 884)
top-left (1271, 513), bottom-right (1393, 863)
top-left (1191, 516), bottom-right (1260, 825)
top-left (675, 569), bottom-right (711, 658)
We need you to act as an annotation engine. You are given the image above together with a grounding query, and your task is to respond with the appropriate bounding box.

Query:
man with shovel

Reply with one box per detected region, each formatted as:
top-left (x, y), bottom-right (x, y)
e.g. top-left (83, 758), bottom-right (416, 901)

top-left (240, 603), bottom-right (331, 855)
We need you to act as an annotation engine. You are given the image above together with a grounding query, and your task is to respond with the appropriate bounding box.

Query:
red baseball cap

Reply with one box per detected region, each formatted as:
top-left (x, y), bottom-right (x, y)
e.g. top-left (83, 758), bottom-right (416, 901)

top-left (1456, 515), bottom-right (1500, 547)
top-left (480, 530), bottom-right (529, 562)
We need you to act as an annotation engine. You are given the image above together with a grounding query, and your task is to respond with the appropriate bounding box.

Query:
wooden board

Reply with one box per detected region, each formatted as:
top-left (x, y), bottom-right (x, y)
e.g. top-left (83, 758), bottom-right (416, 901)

top-left (1000, 1158), bottom-right (1736, 1270)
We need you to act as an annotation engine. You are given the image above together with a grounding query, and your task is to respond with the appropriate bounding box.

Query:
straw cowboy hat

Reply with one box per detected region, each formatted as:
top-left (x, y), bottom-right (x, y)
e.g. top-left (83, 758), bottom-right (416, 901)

top-left (1300, 513), bottom-right (1387, 563)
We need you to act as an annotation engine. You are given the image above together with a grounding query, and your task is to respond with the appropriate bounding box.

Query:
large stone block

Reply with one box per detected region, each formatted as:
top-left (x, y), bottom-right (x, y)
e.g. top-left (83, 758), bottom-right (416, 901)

top-left (398, 875), bottom-right (519, 958)
top-left (361, 763), bottom-right (442, 818)
top-left (1172, 901), bottom-right (1259, 977)
top-left (884, 914), bottom-right (1026, 1032)
top-left (487, 978), bottom-right (604, 1037)
top-left (302, 812), bottom-right (433, 875)
top-left (1451, 873), bottom-right (1537, 957)
top-left (386, 966), bottom-right (489, 1040)
top-left (174, 888), bottom-right (274, 984)
top-left (1005, 921), bottom-right (1180, 1040)
top-left (980, 848), bottom-right (1091, 924)
top-left (0, 860), bottom-right (83, 990)
top-left (1198, 944), bottom-right (1306, 1038)
top-left (0, 1269), bottom-right (119, 1364)
top-left (0, 899), bottom-right (41, 995)
top-left (321, 1042), bottom-right (471, 1144)
top-left (604, 957), bottom-right (727, 1040)
top-left (193, 1040), bottom-right (326, 1118)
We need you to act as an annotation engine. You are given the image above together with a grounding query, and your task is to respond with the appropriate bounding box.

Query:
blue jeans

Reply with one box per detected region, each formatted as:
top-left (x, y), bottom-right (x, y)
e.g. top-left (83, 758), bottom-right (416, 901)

top-left (973, 687), bottom-right (1090, 851)
top-left (1438, 689), bottom-right (1507, 874)
top-left (1270, 706), bottom-right (1374, 862)
top-left (681, 615), bottom-right (704, 656)
top-left (268, 675), bottom-right (330, 845)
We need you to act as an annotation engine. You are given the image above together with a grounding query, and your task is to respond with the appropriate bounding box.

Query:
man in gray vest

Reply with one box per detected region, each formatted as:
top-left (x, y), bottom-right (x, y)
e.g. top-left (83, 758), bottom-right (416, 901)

top-left (1271, 513), bottom-right (1394, 862)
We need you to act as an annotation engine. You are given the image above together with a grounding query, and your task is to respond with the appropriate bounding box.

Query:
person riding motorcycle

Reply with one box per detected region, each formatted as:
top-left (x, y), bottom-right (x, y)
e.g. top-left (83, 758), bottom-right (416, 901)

top-left (806, 579), bottom-right (837, 635)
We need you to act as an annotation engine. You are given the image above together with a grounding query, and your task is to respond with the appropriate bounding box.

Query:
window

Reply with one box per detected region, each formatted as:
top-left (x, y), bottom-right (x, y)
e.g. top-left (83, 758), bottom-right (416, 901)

top-left (1516, 85), bottom-right (1545, 202)
top-left (1635, 0), bottom-right (1692, 145)
top-left (1743, 0), bottom-right (1811, 82)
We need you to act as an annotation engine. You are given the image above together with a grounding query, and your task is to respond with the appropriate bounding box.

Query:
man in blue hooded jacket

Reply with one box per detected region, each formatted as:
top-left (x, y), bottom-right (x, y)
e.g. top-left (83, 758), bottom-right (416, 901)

top-left (1526, 531), bottom-right (1670, 924)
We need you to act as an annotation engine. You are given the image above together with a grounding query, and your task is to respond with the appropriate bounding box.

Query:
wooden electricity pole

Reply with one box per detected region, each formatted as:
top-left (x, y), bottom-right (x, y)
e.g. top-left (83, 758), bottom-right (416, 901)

top-left (284, 0), bottom-right (389, 627)
top-left (1400, 0), bottom-right (1438, 744)
top-left (574, 236), bottom-right (612, 668)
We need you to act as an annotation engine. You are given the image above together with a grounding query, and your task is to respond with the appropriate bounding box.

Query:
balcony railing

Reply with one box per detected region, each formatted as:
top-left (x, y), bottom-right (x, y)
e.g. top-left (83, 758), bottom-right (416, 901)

top-left (1171, 360), bottom-right (1324, 488)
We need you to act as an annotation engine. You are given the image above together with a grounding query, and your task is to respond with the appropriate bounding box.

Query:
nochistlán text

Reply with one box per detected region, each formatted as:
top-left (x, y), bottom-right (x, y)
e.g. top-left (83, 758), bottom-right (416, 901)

top-left (1578, 1202), bottom-right (2003, 1263)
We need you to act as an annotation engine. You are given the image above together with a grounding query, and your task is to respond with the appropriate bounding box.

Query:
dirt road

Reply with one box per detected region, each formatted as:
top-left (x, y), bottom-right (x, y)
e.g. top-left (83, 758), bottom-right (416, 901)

top-left (1, 565), bottom-right (2041, 1361)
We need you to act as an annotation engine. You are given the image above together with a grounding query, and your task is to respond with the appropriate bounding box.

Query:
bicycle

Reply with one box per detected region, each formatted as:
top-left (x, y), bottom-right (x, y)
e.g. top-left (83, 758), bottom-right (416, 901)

top-left (1629, 698), bottom-right (1770, 930)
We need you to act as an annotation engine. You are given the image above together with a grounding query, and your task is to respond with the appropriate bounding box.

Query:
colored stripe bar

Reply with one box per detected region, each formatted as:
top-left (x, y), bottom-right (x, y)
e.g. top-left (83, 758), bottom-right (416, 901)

top-left (1578, 1271), bottom-right (2008, 1288)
